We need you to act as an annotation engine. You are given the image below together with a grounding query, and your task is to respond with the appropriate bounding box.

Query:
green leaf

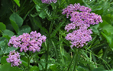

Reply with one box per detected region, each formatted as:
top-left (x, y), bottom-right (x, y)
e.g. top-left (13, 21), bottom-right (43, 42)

top-left (99, 20), bottom-right (108, 28)
top-left (0, 63), bottom-right (22, 71)
top-left (101, 32), bottom-right (113, 50)
top-left (0, 22), bottom-right (6, 30)
top-left (33, 17), bottom-right (48, 34)
top-left (4, 47), bottom-right (17, 54)
top-left (10, 13), bottom-right (23, 27)
top-left (36, 5), bottom-right (41, 12)
top-left (77, 66), bottom-right (89, 71)
top-left (18, 25), bottom-right (31, 35)
top-left (1, 56), bottom-right (8, 64)
top-left (9, 19), bottom-right (19, 33)
top-left (2, 29), bottom-right (14, 38)
top-left (21, 56), bottom-right (28, 67)
top-left (49, 64), bottom-right (58, 71)
top-left (90, 24), bottom-right (99, 35)
top-left (39, 11), bottom-right (46, 19)
top-left (92, 68), bottom-right (105, 71)
top-left (30, 66), bottom-right (39, 71)
top-left (14, 0), bottom-right (20, 7)
top-left (50, 20), bottom-right (65, 38)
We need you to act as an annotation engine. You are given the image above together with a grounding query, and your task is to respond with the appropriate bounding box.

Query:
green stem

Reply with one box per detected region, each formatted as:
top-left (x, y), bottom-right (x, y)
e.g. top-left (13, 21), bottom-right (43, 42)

top-left (73, 48), bottom-right (79, 71)
top-left (28, 52), bottom-right (30, 71)
top-left (45, 37), bottom-right (50, 71)
top-left (67, 53), bottom-right (75, 71)
top-left (28, 56), bottom-right (30, 70)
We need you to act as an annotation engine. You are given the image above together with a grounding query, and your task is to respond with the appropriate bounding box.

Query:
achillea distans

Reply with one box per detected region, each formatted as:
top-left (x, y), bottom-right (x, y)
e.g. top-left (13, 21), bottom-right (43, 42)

top-left (8, 31), bottom-right (46, 52)
top-left (41, 0), bottom-right (57, 4)
top-left (62, 3), bottom-right (102, 24)
top-left (65, 22), bottom-right (90, 32)
top-left (6, 50), bottom-right (21, 66)
top-left (65, 28), bottom-right (92, 48)
top-left (70, 12), bottom-right (103, 25)
top-left (62, 3), bottom-right (103, 48)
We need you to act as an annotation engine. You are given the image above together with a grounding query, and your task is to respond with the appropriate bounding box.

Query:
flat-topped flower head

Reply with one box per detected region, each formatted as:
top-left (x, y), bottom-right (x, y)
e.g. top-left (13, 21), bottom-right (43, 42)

top-left (8, 31), bottom-right (46, 53)
top-left (6, 50), bottom-right (21, 66)
top-left (65, 28), bottom-right (92, 48)
top-left (62, 3), bottom-right (103, 48)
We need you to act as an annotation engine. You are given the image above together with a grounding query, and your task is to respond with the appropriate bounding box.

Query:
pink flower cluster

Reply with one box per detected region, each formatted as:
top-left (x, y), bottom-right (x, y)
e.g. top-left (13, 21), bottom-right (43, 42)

top-left (62, 3), bottom-right (102, 25)
top-left (6, 50), bottom-right (21, 66)
top-left (41, 0), bottom-right (57, 4)
top-left (62, 3), bottom-right (103, 48)
top-left (8, 31), bottom-right (46, 53)
top-left (65, 28), bottom-right (92, 48)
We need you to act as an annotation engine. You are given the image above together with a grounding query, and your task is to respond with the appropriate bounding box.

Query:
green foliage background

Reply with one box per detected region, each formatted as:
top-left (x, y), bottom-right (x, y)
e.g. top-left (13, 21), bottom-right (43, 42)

top-left (0, 0), bottom-right (113, 71)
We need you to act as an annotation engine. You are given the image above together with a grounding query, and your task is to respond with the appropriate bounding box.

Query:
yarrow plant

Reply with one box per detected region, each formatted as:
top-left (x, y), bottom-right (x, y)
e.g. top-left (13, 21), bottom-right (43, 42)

top-left (6, 50), bottom-right (21, 66)
top-left (41, 0), bottom-right (57, 4)
top-left (62, 3), bottom-right (103, 48)
top-left (8, 31), bottom-right (46, 53)
top-left (7, 31), bottom-right (46, 67)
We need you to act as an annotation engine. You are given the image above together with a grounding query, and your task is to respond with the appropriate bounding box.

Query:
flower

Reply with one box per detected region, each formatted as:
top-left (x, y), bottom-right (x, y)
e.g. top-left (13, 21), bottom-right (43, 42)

top-left (65, 28), bottom-right (92, 48)
top-left (41, 0), bottom-right (57, 4)
top-left (6, 50), bottom-right (21, 66)
top-left (8, 31), bottom-right (46, 52)
top-left (62, 3), bottom-right (103, 48)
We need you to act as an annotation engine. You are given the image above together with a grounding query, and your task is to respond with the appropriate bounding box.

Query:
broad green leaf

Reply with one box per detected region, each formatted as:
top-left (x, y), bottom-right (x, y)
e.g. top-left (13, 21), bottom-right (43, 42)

top-left (0, 63), bottom-right (22, 71)
top-left (10, 20), bottom-right (19, 33)
top-left (1, 56), bottom-right (8, 64)
top-left (101, 32), bottom-right (113, 50)
top-left (30, 66), bottom-right (39, 71)
top-left (2, 29), bottom-right (14, 38)
top-left (10, 13), bottom-right (23, 27)
top-left (0, 22), bottom-right (6, 30)
top-left (14, 0), bottom-right (20, 7)
top-left (49, 64), bottom-right (58, 71)
top-left (18, 25), bottom-right (31, 35)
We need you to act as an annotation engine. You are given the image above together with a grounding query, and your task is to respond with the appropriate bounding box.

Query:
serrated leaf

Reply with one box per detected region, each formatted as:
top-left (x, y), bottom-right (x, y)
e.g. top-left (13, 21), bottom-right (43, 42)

top-left (50, 21), bottom-right (65, 38)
